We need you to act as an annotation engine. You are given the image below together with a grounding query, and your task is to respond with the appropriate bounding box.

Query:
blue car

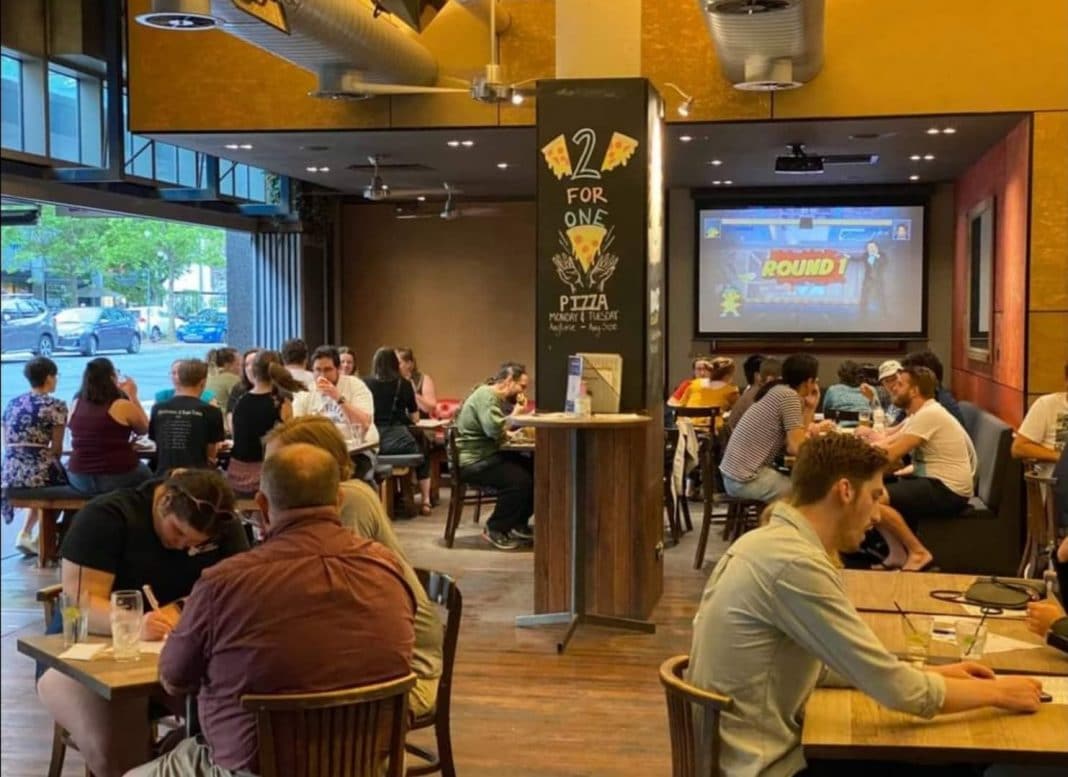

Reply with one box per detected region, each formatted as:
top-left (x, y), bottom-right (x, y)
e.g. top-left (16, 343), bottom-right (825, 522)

top-left (176, 309), bottom-right (228, 343)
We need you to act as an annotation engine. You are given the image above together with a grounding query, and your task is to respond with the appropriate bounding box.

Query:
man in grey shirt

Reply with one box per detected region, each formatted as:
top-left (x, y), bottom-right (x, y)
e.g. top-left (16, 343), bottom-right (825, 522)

top-left (689, 434), bottom-right (1044, 777)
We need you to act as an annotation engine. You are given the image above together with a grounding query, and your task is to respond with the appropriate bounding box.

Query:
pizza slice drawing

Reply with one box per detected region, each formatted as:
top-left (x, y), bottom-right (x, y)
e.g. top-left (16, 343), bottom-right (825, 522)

top-left (566, 224), bottom-right (608, 273)
top-left (600, 132), bottom-right (639, 172)
top-left (540, 134), bottom-right (573, 180)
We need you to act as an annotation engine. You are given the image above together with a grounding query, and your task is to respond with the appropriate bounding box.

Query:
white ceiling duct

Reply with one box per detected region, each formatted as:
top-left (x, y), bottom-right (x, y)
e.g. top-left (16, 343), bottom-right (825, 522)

top-left (138, 0), bottom-right (438, 87)
top-left (699, 0), bottom-right (824, 91)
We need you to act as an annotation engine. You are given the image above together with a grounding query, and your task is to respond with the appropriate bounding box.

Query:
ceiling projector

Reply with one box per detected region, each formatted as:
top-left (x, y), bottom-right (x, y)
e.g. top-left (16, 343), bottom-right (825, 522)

top-left (775, 154), bottom-right (824, 175)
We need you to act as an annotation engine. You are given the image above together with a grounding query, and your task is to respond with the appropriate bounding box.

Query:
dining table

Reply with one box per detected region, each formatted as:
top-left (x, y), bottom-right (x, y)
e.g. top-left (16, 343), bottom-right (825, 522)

top-left (841, 569), bottom-right (1043, 620)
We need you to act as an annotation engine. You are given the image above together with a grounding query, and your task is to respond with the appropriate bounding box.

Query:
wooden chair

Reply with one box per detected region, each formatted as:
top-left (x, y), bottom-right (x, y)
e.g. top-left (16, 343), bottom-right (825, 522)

top-left (8, 494), bottom-right (88, 567)
top-left (664, 428), bottom-right (692, 546)
top-left (242, 673), bottom-right (417, 777)
top-left (1020, 469), bottom-right (1058, 578)
top-left (406, 569), bottom-right (462, 777)
top-left (376, 454), bottom-right (425, 519)
top-left (442, 427), bottom-right (496, 547)
top-left (659, 655), bottom-right (732, 777)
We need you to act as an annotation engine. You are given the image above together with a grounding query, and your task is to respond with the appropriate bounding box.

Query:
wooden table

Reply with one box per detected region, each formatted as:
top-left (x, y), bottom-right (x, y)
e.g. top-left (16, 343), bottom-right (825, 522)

top-left (803, 687), bottom-right (1068, 765)
top-left (17, 634), bottom-right (160, 700)
top-left (842, 569), bottom-right (1035, 619)
top-left (510, 413), bottom-right (660, 652)
top-left (860, 611), bottom-right (1068, 676)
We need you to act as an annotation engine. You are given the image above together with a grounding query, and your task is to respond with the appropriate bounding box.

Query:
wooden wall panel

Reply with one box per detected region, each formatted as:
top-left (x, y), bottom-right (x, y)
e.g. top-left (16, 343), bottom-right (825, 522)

top-left (497, 0), bottom-right (554, 127)
top-left (774, 0), bottom-right (1068, 118)
top-left (1029, 112), bottom-right (1068, 312)
top-left (1028, 312), bottom-right (1068, 397)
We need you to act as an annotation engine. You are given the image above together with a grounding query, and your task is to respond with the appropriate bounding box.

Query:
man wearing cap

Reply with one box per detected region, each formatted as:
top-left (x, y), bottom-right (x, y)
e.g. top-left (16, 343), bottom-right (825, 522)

top-left (862, 359), bottom-right (905, 427)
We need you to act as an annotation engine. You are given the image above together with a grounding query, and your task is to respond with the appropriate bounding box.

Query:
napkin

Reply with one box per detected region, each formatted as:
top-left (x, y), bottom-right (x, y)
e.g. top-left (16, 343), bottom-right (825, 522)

top-left (58, 643), bottom-right (106, 661)
top-left (139, 640), bottom-right (166, 654)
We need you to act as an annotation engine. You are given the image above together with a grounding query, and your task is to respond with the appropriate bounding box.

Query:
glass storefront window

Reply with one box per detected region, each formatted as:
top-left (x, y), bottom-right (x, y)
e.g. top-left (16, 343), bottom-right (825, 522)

top-left (48, 69), bottom-right (80, 162)
top-left (1, 55), bottom-right (22, 150)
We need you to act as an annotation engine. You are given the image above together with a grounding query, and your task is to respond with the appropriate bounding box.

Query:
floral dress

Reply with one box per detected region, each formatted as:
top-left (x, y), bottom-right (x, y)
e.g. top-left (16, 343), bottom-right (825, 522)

top-left (1, 392), bottom-right (69, 523)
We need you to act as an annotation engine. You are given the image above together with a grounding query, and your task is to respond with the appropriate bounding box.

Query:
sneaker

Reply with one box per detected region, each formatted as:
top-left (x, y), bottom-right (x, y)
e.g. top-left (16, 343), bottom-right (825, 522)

top-left (482, 528), bottom-right (520, 550)
top-left (15, 531), bottom-right (37, 558)
top-left (511, 524), bottom-right (535, 542)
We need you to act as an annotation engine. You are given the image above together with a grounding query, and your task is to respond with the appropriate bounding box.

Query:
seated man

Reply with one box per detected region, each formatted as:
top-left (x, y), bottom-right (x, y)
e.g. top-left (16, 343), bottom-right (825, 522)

top-left (128, 444), bottom-right (416, 777)
top-left (1026, 535), bottom-right (1068, 655)
top-left (280, 336), bottom-right (314, 389)
top-left (900, 349), bottom-right (965, 428)
top-left (689, 434), bottom-right (1043, 777)
top-left (1011, 360), bottom-right (1067, 476)
top-left (860, 359), bottom-right (906, 427)
top-left (728, 357), bottom-right (781, 433)
top-left (876, 367), bottom-right (976, 553)
top-left (719, 353), bottom-right (822, 503)
top-left (454, 362), bottom-right (533, 550)
top-left (149, 359), bottom-right (225, 474)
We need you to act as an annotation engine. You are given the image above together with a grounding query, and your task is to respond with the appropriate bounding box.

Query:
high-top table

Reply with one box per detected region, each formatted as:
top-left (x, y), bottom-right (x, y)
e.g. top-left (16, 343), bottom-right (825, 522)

top-left (510, 413), bottom-right (661, 652)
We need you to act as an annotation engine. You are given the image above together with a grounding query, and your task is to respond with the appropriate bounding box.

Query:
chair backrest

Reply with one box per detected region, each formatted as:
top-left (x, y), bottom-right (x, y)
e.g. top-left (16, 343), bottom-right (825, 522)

top-left (962, 402), bottom-right (1015, 511)
top-left (445, 426), bottom-right (462, 481)
top-left (414, 569), bottom-right (462, 720)
top-left (672, 406), bottom-right (721, 422)
top-left (241, 673), bottom-right (416, 777)
top-left (659, 655), bottom-right (732, 777)
top-left (37, 584), bottom-right (62, 627)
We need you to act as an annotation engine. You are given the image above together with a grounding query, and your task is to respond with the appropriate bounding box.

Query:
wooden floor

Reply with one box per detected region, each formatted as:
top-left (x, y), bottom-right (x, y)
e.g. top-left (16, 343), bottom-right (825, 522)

top-left (0, 494), bottom-right (724, 777)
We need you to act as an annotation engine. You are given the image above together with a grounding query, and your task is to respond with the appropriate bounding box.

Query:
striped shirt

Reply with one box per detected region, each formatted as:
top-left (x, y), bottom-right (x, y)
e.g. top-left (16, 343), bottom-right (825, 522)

top-left (720, 384), bottom-right (803, 482)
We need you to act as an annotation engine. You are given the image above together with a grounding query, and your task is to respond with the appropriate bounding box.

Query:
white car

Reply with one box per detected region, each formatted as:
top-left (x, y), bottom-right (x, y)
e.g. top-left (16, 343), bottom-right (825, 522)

top-left (128, 306), bottom-right (184, 342)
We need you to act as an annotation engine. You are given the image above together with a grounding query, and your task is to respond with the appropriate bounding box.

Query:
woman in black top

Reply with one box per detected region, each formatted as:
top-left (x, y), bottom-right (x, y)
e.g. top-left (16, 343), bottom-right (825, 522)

top-left (364, 347), bottom-right (432, 514)
top-left (397, 347), bottom-right (438, 419)
top-left (37, 469), bottom-right (248, 777)
top-left (227, 350), bottom-right (302, 496)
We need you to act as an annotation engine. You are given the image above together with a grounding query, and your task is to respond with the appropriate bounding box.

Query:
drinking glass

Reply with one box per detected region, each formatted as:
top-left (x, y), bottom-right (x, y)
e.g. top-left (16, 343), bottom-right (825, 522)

top-left (955, 620), bottom-right (989, 658)
top-left (59, 591), bottom-right (89, 648)
top-left (110, 590), bottom-right (143, 662)
top-left (858, 410), bottom-right (872, 428)
top-left (900, 614), bottom-right (933, 664)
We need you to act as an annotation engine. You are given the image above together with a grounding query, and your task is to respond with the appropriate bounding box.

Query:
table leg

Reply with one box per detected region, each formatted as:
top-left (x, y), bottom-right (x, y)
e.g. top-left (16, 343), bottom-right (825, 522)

top-left (38, 509), bottom-right (59, 569)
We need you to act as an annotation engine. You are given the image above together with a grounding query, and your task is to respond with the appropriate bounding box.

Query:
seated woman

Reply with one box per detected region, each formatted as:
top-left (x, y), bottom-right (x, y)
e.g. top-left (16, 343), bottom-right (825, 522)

top-left (364, 347), bottom-right (433, 514)
top-left (2, 356), bottom-right (69, 557)
top-left (338, 346), bottom-right (358, 377)
top-left (66, 358), bottom-right (152, 495)
top-left (667, 357), bottom-right (712, 407)
top-left (227, 350), bottom-right (302, 496)
top-left (204, 347), bottom-right (242, 412)
top-left (676, 356), bottom-right (740, 429)
top-left (224, 348), bottom-right (261, 423)
top-left (397, 347), bottom-right (438, 419)
top-left (822, 360), bottom-right (877, 416)
top-left (262, 416), bottom-right (444, 717)
top-left (36, 469), bottom-right (249, 777)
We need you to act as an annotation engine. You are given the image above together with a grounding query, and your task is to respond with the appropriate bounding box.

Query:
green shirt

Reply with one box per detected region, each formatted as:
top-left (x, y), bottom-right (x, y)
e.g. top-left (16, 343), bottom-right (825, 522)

top-left (454, 385), bottom-right (507, 468)
top-left (688, 502), bottom-right (945, 777)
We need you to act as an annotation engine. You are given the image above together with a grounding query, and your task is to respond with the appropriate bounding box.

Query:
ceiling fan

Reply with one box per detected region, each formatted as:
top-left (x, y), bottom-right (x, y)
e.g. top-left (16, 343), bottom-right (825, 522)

top-left (358, 155), bottom-right (463, 201)
top-left (310, 1), bottom-right (539, 105)
top-left (394, 184), bottom-right (501, 220)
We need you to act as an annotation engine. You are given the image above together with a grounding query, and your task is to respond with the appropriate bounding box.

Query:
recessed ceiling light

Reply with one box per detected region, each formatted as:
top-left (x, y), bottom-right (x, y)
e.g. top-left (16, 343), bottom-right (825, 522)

top-left (923, 153), bottom-right (935, 161)
top-left (909, 174), bottom-right (920, 181)
top-left (460, 140), bottom-right (475, 147)
top-left (224, 143), bottom-right (239, 150)
top-left (724, 180), bottom-right (733, 185)
top-left (910, 154), bottom-right (921, 161)
top-left (926, 127), bottom-right (941, 135)
top-left (305, 166), bottom-right (318, 172)
top-left (305, 166), bottom-right (330, 173)
top-left (942, 127), bottom-right (957, 134)
top-left (709, 159), bottom-right (723, 166)
top-left (510, 92), bottom-right (525, 106)
top-left (320, 166), bottom-right (330, 172)
top-left (712, 180), bottom-right (722, 185)
top-left (447, 140), bottom-right (461, 148)
top-left (497, 162), bottom-right (509, 169)
top-left (679, 135), bottom-right (693, 143)
top-left (417, 196), bottom-right (426, 202)
top-left (239, 143), bottom-right (253, 150)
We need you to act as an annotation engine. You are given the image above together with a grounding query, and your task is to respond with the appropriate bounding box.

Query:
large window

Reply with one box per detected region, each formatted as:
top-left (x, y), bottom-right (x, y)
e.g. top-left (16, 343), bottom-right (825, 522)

top-left (1, 55), bottom-right (22, 150)
top-left (48, 69), bottom-right (80, 161)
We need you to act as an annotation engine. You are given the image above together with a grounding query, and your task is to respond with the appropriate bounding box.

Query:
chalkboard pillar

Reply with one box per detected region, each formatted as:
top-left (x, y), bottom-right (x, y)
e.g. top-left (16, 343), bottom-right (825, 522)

top-left (535, 78), bottom-right (665, 413)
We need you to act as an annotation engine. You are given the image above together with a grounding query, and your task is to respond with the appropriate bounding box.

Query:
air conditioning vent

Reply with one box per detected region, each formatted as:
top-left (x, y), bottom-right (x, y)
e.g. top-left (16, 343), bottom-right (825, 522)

top-left (135, 0), bottom-right (221, 30)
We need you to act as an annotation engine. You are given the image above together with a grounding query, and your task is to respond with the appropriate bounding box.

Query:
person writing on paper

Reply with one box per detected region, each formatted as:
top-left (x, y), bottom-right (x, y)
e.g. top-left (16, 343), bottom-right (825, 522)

top-left (128, 444), bottom-right (415, 777)
top-left (1025, 535), bottom-right (1068, 655)
top-left (689, 434), bottom-right (1043, 777)
top-left (36, 469), bottom-right (248, 777)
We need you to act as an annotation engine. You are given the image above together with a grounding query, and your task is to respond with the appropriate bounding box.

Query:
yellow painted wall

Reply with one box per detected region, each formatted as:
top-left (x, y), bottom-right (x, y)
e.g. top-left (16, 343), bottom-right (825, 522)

top-left (126, 0), bottom-right (1068, 133)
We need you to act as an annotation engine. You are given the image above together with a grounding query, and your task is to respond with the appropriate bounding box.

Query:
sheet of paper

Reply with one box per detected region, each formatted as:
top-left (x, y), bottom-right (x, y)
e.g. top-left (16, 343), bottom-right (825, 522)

top-left (59, 643), bottom-right (106, 661)
top-left (139, 641), bottom-right (166, 654)
top-left (983, 632), bottom-right (1043, 655)
top-left (1032, 675), bottom-right (1068, 704)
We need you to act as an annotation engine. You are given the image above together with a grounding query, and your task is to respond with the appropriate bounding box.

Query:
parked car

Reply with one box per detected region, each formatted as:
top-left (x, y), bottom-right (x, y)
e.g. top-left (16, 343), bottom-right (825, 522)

top-left (129, 305), bottom-right (184, 342)
top-left (54, 306), bottom-right (141, 355)
top-left (176, 309), bottom-right (227, 343)
top-left (1, 294), bottom-right (57, 357)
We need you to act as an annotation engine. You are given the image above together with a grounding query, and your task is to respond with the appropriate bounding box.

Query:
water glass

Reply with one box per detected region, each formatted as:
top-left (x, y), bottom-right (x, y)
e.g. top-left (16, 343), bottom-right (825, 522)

top-left (900, 614), bottom-right (933, 664)
top-left (858, 410), bottom-right (872, 428)
top-left (59, 591), bottom-right (89, 648)
top-left (110, 590), bottom-right (143, 662)
top-left (955, 620), bottom-right (989, 658)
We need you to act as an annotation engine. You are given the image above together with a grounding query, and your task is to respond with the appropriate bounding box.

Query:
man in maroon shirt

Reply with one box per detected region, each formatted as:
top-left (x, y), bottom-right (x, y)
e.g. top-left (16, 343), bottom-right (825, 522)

top-left (127, 443), bottom-right (416, 777)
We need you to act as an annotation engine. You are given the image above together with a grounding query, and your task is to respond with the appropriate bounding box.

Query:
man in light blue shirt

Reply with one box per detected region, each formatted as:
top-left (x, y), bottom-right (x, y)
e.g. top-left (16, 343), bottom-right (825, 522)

top-left (689, 434), bottom-right (1044, 777)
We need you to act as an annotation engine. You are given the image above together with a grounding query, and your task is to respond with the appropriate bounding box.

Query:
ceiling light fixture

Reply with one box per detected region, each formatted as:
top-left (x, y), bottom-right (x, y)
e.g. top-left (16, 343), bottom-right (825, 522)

top-left (909, 174), bottom-right (920, 181)
top-left (664, 82), bottom-right (694, 117)
top-left (461, 140), bottom-right (475, 148)
top-left (497, 162), bottom-right (509, 169)
top-left (724, 180), bottom-right (733, 185)
top-left (417, 195), bottom-right (426, 202)
top-left (305, 166), bottom-right (330, 173)
top-left (712, 180), bottom-right (722, 185)
top-left (510, 91), bottom-right (525, 106)
top-left (709, 159), bottom-right (723, 166)
top-left (923, 153), bottom-right (935, 161)
top-left (224, 144), bottom-right (239, 150)
top-left (942, 127), bottom-right (957, 134)
top-left (447, 140), bottom-right (461, 148)
top-left (680, 135), bottom-right (693, 143)
top-left (926, 127), bottom-right (941, 135)
top-left (910, 154), bottom-right (921, 161)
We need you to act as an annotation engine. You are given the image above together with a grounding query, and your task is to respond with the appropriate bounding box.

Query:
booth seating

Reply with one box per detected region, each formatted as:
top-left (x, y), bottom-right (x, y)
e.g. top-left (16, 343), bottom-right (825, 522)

top-left (914, 400), bottom-right (1022, 576)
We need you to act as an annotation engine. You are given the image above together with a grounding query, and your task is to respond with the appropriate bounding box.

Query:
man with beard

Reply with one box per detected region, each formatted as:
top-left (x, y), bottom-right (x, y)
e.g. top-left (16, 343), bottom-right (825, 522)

top-left (688, 434), bottom-right (1042, 777)
top-left (454, 362), bottom-right (533, 550)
